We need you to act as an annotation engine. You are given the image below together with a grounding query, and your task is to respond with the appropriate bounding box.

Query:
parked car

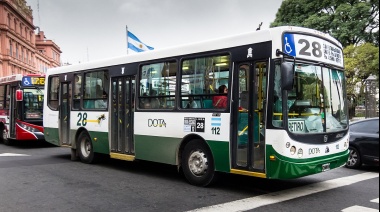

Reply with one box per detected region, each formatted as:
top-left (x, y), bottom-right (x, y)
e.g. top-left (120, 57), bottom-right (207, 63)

top-left (345, 117), bottom-right (379, 169)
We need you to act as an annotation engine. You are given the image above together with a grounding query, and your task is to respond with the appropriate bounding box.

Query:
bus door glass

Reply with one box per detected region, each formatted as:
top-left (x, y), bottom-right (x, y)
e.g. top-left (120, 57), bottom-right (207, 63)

top-left (234, 62), bottom-right (267, 171)
top-left (9, 86), bottom-right (17, 137)
top-left (59, 82), bottom-right (71, 145)
top-left (111, 76), bottom-right (135, 155)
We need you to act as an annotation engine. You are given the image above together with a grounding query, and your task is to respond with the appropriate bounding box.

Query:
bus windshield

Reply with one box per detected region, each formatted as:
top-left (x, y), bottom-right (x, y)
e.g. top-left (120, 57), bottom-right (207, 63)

top-left (279, 64), bottom-right (348, 134)
top-left (23, 88), bottom-right (44, 119)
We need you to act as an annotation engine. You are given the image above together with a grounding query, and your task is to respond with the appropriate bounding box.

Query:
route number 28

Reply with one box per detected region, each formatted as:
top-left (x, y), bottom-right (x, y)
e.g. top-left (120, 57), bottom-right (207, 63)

top-left (77, 113), bottom-right (88, 126)
top-left (298, 39), bottom-right (322, 58)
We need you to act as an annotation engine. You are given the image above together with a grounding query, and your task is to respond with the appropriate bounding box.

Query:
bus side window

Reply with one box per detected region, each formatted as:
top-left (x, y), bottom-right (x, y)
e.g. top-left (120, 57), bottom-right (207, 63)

top-left (73, 74), bottom-right (82, 109)
top-left (180, 54), bottom-right (230, 110)
top-left (139, 61), bottom-right (177, 110)
top-left (48, 76), bottom-right (59, 110)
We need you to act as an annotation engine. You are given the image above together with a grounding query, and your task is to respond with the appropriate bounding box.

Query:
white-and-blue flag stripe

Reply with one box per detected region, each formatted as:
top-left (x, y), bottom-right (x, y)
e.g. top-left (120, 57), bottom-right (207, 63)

top-left (127, 31), bottom-right (154, 52)
top-left (211, 117), bottom-right (221, 127)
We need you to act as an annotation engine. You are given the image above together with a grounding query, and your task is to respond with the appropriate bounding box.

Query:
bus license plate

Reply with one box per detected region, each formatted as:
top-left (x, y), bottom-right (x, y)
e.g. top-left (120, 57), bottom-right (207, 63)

top-left (322, 163), bottom-right (330, 172)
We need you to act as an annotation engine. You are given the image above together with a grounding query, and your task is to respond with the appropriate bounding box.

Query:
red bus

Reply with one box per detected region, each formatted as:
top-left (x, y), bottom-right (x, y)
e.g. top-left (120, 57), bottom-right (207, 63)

top-left (0, 74), bottom-right (45, 145)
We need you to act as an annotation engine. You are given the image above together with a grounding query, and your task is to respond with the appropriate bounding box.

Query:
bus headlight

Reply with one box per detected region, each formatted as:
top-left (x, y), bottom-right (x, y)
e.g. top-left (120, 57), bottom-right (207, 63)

top-left (290, 146), bottom-right (296, 155)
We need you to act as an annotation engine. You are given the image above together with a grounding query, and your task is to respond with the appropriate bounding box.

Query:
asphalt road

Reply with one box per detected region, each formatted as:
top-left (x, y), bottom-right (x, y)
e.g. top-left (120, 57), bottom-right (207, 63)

top-left (0, 141), bottom-right (378, 212)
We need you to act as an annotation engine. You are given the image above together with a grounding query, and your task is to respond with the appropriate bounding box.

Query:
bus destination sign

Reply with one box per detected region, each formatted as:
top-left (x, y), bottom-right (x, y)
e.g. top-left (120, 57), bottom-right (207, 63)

top-left (22, 76), bottom-right (45, 86)
top-left (283, 33), bottom-right (343, 68)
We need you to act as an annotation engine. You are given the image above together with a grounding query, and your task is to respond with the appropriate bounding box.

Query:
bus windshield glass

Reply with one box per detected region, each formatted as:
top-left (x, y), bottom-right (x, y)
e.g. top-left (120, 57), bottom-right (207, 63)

top-left (285, 64), bottom-right (348, 134)
top-left (23, 88), bottom-right (44, 119)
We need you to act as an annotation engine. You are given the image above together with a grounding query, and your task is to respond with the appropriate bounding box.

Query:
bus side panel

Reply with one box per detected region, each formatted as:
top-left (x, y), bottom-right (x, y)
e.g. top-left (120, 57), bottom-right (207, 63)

top-left (135, 135), bottom-right (180, 165)
top-left (44, 127), bottom-right (60, 146)
top-left (88, 131), bottom-right (109, 155)
top-left (134, 112), bottom-right (231, 167)
top-left (206, 140), bottom-right (230, 173)
top-left (133, 135), bottom-right (231, 173)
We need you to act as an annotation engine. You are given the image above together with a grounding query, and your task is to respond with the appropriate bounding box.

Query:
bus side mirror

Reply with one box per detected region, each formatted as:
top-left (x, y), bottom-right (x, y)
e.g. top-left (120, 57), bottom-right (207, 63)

top-left (281, 62), bottom-right (294, 91)
top-left (16, 90), bottom-right (23, 101)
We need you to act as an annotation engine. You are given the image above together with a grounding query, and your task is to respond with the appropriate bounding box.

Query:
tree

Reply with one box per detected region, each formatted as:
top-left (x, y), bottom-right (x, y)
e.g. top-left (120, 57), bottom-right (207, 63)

top-left (270, 0), bottom-right (379, 47)
top-left (344, 43), bottom-right (379, 96)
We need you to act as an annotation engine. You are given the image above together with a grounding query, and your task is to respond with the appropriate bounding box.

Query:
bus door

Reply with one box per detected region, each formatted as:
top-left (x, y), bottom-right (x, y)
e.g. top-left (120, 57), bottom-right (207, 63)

top-left (9, 86), bottom-right (17, 138)
top-left (233, 61), bottom-right (267, 173)
top-left (110, 76), bottom-right (135, 156)
top-left (59, 82), bottom-right (71, 146)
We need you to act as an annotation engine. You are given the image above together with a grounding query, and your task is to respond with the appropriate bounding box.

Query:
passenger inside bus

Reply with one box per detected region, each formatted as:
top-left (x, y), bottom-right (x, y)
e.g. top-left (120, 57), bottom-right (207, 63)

top-left (213, 85), bottom-right (228, 108)
top-left (186, 96), bottom-right (198, 108)
top-left (95, 85), bottom-right (107, 108)
top-left (149, 90), bottom-right (160, 109)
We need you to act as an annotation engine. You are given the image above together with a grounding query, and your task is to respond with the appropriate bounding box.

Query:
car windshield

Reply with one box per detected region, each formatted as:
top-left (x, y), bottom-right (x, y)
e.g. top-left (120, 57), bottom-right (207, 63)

top-left (285, 64), bottom-right (348, 134)
top-left (23, 88), bottom-right (44, 119)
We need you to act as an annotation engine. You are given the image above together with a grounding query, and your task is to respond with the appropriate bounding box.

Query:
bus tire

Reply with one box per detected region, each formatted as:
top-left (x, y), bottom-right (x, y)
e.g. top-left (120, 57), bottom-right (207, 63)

top-left (1, 127), bottom-right (11, 146)
top-left (345, 146), bottom-right (361, 169)
top-left (0, 125), bottom-right (3, 142)
top-left (181, 139), bottom-right (216, 187)
top-left (77, 132), bottom-right (96, 164)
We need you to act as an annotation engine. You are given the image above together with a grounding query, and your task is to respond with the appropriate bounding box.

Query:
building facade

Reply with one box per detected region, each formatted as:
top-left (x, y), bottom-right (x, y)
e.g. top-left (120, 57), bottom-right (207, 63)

top-left (0, 0), bottom-right (61, 77)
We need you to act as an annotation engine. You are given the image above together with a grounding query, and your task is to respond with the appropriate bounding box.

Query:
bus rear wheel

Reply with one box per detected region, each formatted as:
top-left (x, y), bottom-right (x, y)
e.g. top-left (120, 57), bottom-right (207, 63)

top-left (182, 139), bottom-right (216, 186)
top-left (77, 132), bottom-right (96, 164)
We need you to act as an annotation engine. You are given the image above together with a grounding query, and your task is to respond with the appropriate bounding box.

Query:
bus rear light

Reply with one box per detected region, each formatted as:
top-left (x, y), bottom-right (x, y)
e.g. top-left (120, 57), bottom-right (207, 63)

top-left (269, 155), bottom-right (276, 161)
top-left (16, 90), bottom-right (23, 101)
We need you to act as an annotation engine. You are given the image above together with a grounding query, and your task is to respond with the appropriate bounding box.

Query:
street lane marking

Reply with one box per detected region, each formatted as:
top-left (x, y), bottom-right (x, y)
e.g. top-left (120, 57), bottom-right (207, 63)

top-left (187, 172), bottom-right (379, 212)
top-left (370, 198), bottom-right (379, 203)
top-left (0, 153), bottom-right (30, 157)
top-left (342, 206), bottom-right (378, 212)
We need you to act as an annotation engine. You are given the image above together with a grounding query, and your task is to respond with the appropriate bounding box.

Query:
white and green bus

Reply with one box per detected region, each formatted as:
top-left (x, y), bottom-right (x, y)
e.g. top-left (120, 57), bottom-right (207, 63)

top-left (43, 26), bottom-right (349, 186)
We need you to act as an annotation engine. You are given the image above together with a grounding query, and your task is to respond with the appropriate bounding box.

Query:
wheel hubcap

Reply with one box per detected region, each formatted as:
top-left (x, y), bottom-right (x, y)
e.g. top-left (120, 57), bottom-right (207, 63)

top-left (81, 139), bottom-right (91, 158)
top-left (347, 149), bottom-right (357, 166)
top-left (188, 150), bottom-right (208, 176)
top-left (2, 129), bottom-right (8, 140)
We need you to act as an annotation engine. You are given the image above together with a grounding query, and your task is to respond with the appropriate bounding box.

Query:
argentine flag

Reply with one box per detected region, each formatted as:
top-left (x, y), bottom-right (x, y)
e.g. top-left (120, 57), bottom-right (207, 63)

top-left (127, 31), bottom-right (154, 53)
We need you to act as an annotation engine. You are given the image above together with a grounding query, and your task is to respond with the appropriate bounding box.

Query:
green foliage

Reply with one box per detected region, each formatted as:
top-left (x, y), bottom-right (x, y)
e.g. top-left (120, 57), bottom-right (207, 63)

top-left (271, 0), bottom-right (379, 47)
top-left (344, 43), bottom-right (379, 96)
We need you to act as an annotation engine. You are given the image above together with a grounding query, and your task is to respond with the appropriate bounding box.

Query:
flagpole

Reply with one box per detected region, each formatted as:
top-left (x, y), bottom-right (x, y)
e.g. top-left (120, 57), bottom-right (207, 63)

top-left (126, 25), bottom-right (128, 55)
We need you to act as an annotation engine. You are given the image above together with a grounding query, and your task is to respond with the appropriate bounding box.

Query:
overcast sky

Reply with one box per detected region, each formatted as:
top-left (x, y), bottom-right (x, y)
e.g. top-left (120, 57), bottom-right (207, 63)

top-left (26, 0), bottom-right (283, 64)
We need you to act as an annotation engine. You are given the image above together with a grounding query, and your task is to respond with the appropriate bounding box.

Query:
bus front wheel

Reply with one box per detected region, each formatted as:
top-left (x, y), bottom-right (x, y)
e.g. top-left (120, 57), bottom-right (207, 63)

top-left (77, 132), bottom-right (96, 164)
top-left (182, 139), bottom-right (216, 186)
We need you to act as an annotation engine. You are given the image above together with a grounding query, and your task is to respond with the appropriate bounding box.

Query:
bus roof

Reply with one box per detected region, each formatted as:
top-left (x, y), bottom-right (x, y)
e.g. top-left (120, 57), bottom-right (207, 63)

top-left (47, 26), bottom-right (342, 75)
top-left (0, 74), bottom-right (45, 84)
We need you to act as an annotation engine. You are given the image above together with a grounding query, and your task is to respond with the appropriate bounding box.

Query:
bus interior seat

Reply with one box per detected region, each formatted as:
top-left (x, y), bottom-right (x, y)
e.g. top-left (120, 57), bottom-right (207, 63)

top-left (84, 100), bottom-right (95, 109)
top-left (202, 99), bottom-right (213, 109)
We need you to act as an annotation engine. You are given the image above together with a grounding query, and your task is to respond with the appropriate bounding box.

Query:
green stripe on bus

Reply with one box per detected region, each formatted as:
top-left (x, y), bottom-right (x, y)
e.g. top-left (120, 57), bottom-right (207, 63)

top-left (44, 127), bottom-right (109, 154)
top-left (134, 135), bottom-right (180, 165)
top-left (266, 145), bottom-right (349, 179)
top-left (134, 135), bottom-right (230, 172)
top-left (44, 127), bottom-right (60, 146)
top-left (206, 140), bottom-right (230, 173)
top-left (87, 131), bottom-right (109, 154)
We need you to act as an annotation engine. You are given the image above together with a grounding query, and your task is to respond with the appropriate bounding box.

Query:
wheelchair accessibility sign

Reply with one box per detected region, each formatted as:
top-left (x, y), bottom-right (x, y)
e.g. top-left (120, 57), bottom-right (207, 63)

top-left (22, 77), bottom-right (32, 86)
